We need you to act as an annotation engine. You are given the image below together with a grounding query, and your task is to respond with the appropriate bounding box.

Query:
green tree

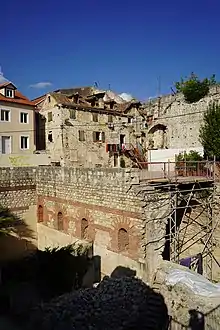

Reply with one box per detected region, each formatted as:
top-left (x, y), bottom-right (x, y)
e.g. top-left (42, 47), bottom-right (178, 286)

top-left (175, 72), bottom-right (216, 103)
top-left (199, 102), bottom-right (220, 159)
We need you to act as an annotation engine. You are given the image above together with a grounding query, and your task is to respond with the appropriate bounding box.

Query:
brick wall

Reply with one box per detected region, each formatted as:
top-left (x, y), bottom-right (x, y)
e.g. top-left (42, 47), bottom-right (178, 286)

top-left (36, 167), bottom-right (147, 278)
top-left (0, 167), bottom-right (37, 260)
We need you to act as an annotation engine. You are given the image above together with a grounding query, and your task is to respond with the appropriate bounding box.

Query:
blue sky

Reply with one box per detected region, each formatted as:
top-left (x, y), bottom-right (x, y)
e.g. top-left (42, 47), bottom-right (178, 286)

top-left (1, 0), bottom-right (219, 101)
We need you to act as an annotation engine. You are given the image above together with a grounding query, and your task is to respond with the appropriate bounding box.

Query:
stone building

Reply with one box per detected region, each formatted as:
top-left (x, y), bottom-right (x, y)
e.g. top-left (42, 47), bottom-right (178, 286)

top-left (143, 84), bottom-right (220, 159)
top-left (33, 87), bottom-right (147, 168)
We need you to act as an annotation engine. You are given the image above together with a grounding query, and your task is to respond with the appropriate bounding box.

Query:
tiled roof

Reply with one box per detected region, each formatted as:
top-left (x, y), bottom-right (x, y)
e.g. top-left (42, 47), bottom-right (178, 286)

top-left (32, 95), bottom-right (46, 105)
top-left (0, 82), bottom-right (35, 107)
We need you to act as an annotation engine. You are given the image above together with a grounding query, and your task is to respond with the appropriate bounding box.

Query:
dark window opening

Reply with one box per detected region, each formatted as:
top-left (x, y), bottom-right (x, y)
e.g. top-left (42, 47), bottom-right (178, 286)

top-left (108, 115), bottom-right (113, 123)
top-left (48, 131), bottom-right (53, 142)
top-left (79, 130), bottom-right (85, 141)
top-left (38, 205), bottom-right (43, 222)
top-left (48, 96), bottom-right (51, 103)
top-left (57, 212), bottom-right (63, 231)
top-left (120, 134), bottom-right (125, 145)
top-left (118, 228), bottom-right (129, 251)
top-left (48, 112), bottom-right (52, 122)
top-left (69, 109), bottom-right (76, 119)
top-left (81, 218), bottom-right (89, 239)
top-left (110, 102), bottom-right (114, 109)
top-left (92, 113), bottom-right (98, 122)
top-left (93, 131), bottom-right (105, 142)
top-left (114, 153), bottom-right (118, 167)
top-left (128, 118), bottom-right (132, 123)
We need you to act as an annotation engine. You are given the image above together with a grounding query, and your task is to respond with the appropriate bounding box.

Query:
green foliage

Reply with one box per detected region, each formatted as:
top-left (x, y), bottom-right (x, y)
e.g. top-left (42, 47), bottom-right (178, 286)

top-left (176, 150), bottom-right (203, 170)
top-left (176, 150), bottom-right (203, 162)
top-left (199, 102), bottom-right (220, 160)
top-left (175, 72), bottom-right (216, 103)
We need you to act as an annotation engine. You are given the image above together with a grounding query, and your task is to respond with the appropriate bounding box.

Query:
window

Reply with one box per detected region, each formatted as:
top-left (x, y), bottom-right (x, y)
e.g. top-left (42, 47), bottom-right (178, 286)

top-left (48, 131), bottom-right (53, 142)
top-left (20, 136), bottom-right (29, 150)
top-left (6, 89), bottom-right (13, 98)
top-left (79, 130), bottom-right (85, 141)
top-left (57, 212), bottom-right (63, 230)
top-left (69, 109), bottom-right (76, 120)
top-left (92, 113), bottom-right (98, 122)
top-left (1, 136), bottom-right (11, 154)
top-left (81, 218), bottom-right (89, 239)
top-left (20, 112), bottom-right (28, 123)
top-left (108, 115), bottom-right (113, 123)
top-left (118, 228), bottom-right (129, 251)
top-left (1, 109), bottom-right (10, 122)
top-left (48, 112), bottom-right (52, 122)
top-left (128, 117), bottom-right (132, 124)
top-left (38, 205), bottom-right (43, 222)
top-left (48, 96), bottom-right (51, 103)
top-left (93, 131), bottom-right (105, 142)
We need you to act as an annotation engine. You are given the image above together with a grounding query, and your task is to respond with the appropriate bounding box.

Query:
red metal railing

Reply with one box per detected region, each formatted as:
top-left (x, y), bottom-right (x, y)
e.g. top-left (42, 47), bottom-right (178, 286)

top-left (137, 161), bottom-right (215, 181)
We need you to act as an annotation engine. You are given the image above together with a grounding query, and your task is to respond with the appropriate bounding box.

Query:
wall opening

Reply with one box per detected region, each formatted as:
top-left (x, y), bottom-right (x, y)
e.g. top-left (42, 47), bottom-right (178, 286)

top-left (38, 205), bottom-right (43, 222)
top-left (57, 212), bottom-right (63, 231)
top-left (48, 131), bottom-right (53, 142)
top-left (118, 228), bottom-right (129, 251)
top-left (162, 197), bottom-right (199, 261)
top-left (81, 218), bottom-right (89, 239)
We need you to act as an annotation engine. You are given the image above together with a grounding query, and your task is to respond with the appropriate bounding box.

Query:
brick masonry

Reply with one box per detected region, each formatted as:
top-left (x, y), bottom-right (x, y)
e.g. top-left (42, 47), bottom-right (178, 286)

top-left (1, 166), bottom-right (220, 283)
top-left (36, 167), bottom-right (147, 278)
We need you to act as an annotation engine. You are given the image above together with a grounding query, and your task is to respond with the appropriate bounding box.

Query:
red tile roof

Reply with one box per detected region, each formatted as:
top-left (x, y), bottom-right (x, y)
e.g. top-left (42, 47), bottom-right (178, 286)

top-left (0, 82), bottom-right (35, 107)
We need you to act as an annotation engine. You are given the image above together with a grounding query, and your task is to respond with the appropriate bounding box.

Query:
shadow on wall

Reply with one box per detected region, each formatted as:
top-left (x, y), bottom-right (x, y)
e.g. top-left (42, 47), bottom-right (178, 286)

top-left (0, 243), bottom-right (102, 324)
top-left (0, 205), bottom-right (36, 263)
top-left (169, 304), bottom-right (220, 329)
top-left (110, 265), bottom-right (136, 278)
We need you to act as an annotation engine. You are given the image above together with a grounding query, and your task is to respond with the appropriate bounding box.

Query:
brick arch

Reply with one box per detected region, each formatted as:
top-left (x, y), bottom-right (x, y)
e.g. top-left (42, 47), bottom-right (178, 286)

top-left (118, 228), bottom-right (129, 251)
top-left (37, 196), bottom-right (49, 223)
top-left (75, 207), bottom-right (95, 242)
top-left (54, 203), bottom-right (69, 233)
top-left (81, 218), bottom-right (89, 239)
top-left (110, 217), bottom-right (140, 260)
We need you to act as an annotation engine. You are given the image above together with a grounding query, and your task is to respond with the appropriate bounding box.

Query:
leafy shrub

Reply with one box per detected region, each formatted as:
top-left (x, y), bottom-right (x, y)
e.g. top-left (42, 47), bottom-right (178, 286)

top-left (175, 73), bottom-right (216, 103)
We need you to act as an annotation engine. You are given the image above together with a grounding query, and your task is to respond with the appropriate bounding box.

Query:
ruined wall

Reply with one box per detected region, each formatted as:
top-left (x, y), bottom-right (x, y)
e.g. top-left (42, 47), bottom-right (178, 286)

top-left (145, 85), bottom-right (220, 150)
top-left (36, 167), bottom-right (148, 278)
top-left (0, 167), bottom-right (37, 260)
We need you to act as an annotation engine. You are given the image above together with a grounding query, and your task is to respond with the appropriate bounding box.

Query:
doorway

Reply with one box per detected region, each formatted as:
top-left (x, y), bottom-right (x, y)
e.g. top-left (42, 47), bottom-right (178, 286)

top-left (120, 134), bottom-right (125, 145)
top-left (1, 136), bottom-right (11, 154)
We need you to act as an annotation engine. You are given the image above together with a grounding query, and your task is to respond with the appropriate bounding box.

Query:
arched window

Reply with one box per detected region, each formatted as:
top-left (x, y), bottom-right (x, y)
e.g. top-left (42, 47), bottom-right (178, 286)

top-left (57, 212), bottom-right (63, 231)
top-left (81, 218), bottom-right (89, 239)
top-left (38, 205), bottom-right (43, 222)
top-left (118, 228), bottom-right (129, 251)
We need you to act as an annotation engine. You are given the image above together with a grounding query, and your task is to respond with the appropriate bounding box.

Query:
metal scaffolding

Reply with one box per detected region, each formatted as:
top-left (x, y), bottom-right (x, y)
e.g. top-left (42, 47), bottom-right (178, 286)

top-left (140, 160), bottom-right (218, 281)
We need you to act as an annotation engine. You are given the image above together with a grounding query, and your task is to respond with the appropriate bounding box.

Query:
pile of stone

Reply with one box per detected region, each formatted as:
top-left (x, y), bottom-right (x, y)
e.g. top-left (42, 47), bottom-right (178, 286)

top-left (25, 276), bottom-right (169, 330)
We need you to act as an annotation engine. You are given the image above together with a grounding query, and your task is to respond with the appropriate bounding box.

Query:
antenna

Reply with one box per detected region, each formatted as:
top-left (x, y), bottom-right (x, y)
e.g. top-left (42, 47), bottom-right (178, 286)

top-left (0, 66), bottom-right (3, 76)
top-left (157, 76), bottom-right (161, 97)
top-left (108, 84), bottom-right (111, 90)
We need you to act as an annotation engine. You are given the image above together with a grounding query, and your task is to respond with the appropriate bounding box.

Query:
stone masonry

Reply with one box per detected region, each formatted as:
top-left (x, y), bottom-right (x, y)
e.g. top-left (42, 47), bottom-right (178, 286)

top-left (144, 85), bottom-right (220, 150)
top-left (1, 166), bottom-right (220, 284)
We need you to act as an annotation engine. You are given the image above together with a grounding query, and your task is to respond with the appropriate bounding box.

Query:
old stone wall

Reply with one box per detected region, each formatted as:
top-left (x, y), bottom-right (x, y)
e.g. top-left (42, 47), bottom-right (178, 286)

top-left (144, 85), bottom-right (220, 150)
top-left (39, 94), bottom-right (142, 168)
top-left (36, 167), bottom-right (147, 278)
top-left (0, 167), bottom-right (37, 260)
